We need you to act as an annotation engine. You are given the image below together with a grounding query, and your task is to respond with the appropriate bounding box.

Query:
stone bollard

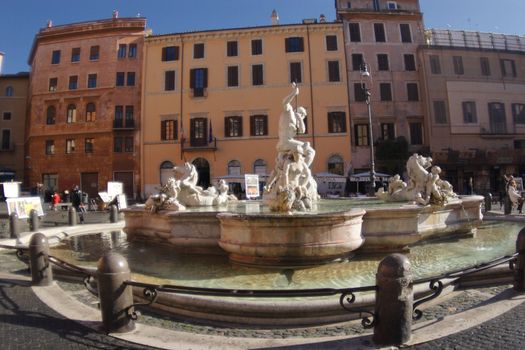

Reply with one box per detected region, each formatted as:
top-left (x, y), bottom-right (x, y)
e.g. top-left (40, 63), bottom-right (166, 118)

top-left (109, 205), bottom-right (119, 223)
top-left (29, 209), bottom-right (40, 232)
top-left (97, 252), bottom-right (135, 333)
top-left (68, 206), bottom-right (77, 226)
top-left (484, 193), bottom-right (492, 212)
top-left (9, 212), bottom-right (19, 239)
top-left (514, 228), bottom-right (525, 291)
top-left (373, 254), bottom-right (413, 346)
top-left (504, 195), bottom-right (512, 215)
top-left (29, 232), bottom-right (53, 286)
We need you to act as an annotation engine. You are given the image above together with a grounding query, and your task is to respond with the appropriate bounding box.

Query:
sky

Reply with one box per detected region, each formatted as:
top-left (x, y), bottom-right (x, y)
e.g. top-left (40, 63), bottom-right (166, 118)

top-left (0, 0), bottom-right (524, 74)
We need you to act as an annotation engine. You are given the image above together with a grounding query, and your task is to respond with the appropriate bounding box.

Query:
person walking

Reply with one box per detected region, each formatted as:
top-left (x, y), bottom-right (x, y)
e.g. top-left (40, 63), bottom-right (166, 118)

top-left (71, 186), bottom-right (85, 223)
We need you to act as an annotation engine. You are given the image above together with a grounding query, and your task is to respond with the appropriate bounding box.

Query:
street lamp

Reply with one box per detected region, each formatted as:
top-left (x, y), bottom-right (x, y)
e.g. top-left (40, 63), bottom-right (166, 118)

top-left (360, 62), bottom-right (376, 197)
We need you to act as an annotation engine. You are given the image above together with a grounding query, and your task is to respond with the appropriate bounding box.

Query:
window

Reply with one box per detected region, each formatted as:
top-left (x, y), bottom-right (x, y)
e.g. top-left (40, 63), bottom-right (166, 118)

top-left (374, 23), bottom-right (386, 42)
top-left (86, 102), bottom-right (96, 122)
top-left (89, 45), bottom-right (100, 60)
top-left (407, 83), bottom-right (419, 101)
top-left (71, 47), bottom-right (81, 62)
top-left (1, 130), bottom-right (10, 150)
top-left (381, 123), bottom-right (395, 140)
top-left (228, 160), bottom-right (241, 176)
top-left (400, 24), bottom-right (412, 43)
top-left (501, 59), bottom-right (517, 77)
top-left (165, 70), bottom-right (176, 91)
top-left (161, 119), bottom-right (178, 141)
top-left (433, 100), bottom-right (447, 124)
top-left (285, 37), bottom-right (304, 53)
top-left (355, 124), bottom-right (369, 146)
top-left (160, 161), bottom-right (175, 185)
top-left (114, 106), bottom-right (124, 128)
top-left (3, 112), bottom-right (11, 120)
top-left (46, 106), bottom-right (56, 125)
top-left (328, 61), bottom-right (340, 82)
top-left (225, 116), bottom-right (243, 137)
top-left (453, 56), bottom-right (464, 75)
top-left (351, 53), bottom-right (364, 71)
top-left (404, 54), bottom-right (416, 71)
top-left (227, 66), bottom-right (239, 87)
top-left (116, 72), bottom-right (125, 86)
top-left (251, 39), bottom-right (263, 55)
top-left (349, 23), bottom-right (361, 42)
top-left (114, 137), bottom-right (123, 152)
top-left (409, 122), bottom-right (423, 145)
top-left (254, 159), bottom-right (267, 176)
top-left (387, 1), bottom-right (398, 10)
top-left (118, 44), bottom-right (127, 59)
top-left (429, 55), bottom-right (441, 74)
top-left (462, 101), bottom-right (477, 123)
top-left (480, 57), bottom-right (491, 76)
top-left (114, 137), bottom-right (134, 153)
top-left (5, 86), bottom-right (13, 96)
top-left (125, 106), bottom-right (134, 127)
top-left (514, 140), bottom-right (525, 150)
top-left (326, 35), bottom-right (338, 51)
top-left (45, 140), bottom-right (55, 155)
top-left (354, 83), bottom-right (366, 102)
top-left (66, 139), bottom-right (76, 154)
top-left (252, 64), bottom-right (264, 86)
top-left (290, 62), bottom-right (302, 83)
top-left (162, 46), bottom-right (179, 61)
top-left (513, 103), bottom-right (525, 124)
top-left (488, 102), bottom-right (507, 133)
top-left (68, 75), bottom-right (78, 90)
top-left (87, 73), bottom-right (97, 88)
top-left (328, 155), bottom-right (344, 176)
top-left (124, 137), bottom-right (134, 153)
top-left (193, 43), bottom-right (205, 59)
top-left (377, 54), bottom-right (389, 71)
top-left (250, 114), bottom-right (268, 136)
top-left (128, 44), bottom-right (137, 58)
top-left (189, 68), bottom-right (208, 97)
top-left (51, 50), bottom-right (61, 64)
top-left (227, 41), bottom-right (238, 57)
top-left (48, 78), bottom-right (58, 92)
top-left (379, 83), bottom-right (392, 101)
top-left (67, 104), bottom-right (77, 123)
top-left (328, 112), bottom-right (347, 133)
top-left (85, 138), bottom-right (94, 153)
top-left (127, 72), bottom-right (136, 86)
top-left (190, 118), bottom-right (208, 146)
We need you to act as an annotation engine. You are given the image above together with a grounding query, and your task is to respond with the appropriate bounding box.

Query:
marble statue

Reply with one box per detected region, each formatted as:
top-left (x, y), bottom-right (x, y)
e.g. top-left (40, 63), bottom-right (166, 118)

top-left (263, 84), bottom-right (319, 212)
top-left (376, 153), bottom-right (457, 205)
top-left (144, 177), bottom-right (185, 213)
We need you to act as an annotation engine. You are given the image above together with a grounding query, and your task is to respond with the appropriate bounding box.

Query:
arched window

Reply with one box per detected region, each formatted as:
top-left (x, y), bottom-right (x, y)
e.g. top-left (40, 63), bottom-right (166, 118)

top-left (67, 104), bottom-right (77, 123)
top-left (46, 106), bottom-right (56, 125)
top-left (5, 86), bottom-right (13, 97)
top-left (160, 161), bottom-right (174, 185)
top-left (253, 159), bottom-right (267, 176)
top-left (86, 102), bottom-right (96, 122)
top-left (328, 155), bottom-right (344, 176)
top-left (228, 160), bottom-right (241, 176)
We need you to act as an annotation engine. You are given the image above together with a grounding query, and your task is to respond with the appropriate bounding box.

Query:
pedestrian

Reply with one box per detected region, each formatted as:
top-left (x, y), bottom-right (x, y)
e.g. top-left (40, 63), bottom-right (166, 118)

top-left (51, 192), bottom-right (61, 210)
top-left (71, 186), bottom-right (85, 223)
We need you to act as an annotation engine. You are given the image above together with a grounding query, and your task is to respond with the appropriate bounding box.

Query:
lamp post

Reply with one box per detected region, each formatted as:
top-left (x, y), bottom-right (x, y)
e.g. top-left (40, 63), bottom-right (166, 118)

top-left (361, 63), bottom-right (376, 197)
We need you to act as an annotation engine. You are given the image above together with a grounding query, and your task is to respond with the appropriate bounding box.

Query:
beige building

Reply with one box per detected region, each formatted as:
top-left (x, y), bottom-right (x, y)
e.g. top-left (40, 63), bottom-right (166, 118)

top-left (336, 0), bottom-right (428, 176)
top-left (0, 72), bottom-right (29, 185)
top-left (141, 18), bottom-right (350, 197)
top-left (420, 29), bottom-right (525, 195)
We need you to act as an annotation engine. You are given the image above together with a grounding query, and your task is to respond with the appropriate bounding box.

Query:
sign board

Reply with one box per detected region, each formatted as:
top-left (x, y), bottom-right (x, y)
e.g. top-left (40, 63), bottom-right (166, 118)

top-left (244, 174), bottom-right (260, 199)
top-left (515, 177), bottom-right (524, 192)
top-left (6, 197), bottom-right (44, 218)
top-left (117, 193), bottom-right (127, 209)
top-left (107, 181), bottom-right (124, 198)
top-left (2, 182), bottom-right (21, 198)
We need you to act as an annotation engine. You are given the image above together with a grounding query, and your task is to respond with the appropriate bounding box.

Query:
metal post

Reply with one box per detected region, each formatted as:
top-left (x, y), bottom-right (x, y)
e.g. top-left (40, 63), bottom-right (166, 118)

top-left (484, 193), bottom-right (492, 212)
top-left (9, 212), bottom-right (19, 239)
top-left (97, 252), bottom-right (135, 333)
top-left (29, 209), bottom-right (39, 232)
top-left (29, 232), bottom-right (53, 286)
top-left (366, 90), bottom-right (376, 197)
top-left (109, 205), bottom-right (119, 223)
top-left (514, 228), bottom-right (525, 291)
top-left (373, 254), bottom-right (413, 346)
top-left (68, 206), bottom-right (77, 226)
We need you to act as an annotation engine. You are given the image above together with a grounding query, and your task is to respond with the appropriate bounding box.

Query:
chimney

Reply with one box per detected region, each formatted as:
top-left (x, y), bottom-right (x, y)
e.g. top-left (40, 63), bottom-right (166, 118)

top-left (319, 14), bottom-right (327, 23)
top-left (0, 52), bottom-right (4, 75)
top-left (112, 10), bottom-right (119, 19)
top-left (271, 9), bottom-right (279, 25)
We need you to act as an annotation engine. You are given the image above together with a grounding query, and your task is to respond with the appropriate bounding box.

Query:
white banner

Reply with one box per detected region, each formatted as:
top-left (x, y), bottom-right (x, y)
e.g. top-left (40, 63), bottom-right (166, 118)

top-left (2, 182), bottom-right (20, 198)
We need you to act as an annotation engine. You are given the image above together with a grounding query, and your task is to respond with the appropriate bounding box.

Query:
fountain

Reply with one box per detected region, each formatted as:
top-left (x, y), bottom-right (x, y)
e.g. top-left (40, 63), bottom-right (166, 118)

top-left (123, 84), bottom-right (484, 266)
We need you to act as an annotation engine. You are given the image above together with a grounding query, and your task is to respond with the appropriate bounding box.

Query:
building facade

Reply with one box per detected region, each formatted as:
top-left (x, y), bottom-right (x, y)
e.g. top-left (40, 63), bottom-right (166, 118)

top-left (0, 72), bottom-right (29, 184)
top-left (141, 19), bottom-right (350, 197)
top-left (26, 16), bottom-right (147, 200)
top-left (336, 0), bottom-right (428, 175)
top-left (420, 29), bottom-right (525, 195)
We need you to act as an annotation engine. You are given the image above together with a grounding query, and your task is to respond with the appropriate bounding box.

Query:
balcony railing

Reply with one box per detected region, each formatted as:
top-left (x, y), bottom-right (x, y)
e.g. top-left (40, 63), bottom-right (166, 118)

top-left (181, 137), bottom-right (217, 151)
top-left (113, 119), bottom-right (135, 130)
top-left (0, 143), bottom-right (15, 152)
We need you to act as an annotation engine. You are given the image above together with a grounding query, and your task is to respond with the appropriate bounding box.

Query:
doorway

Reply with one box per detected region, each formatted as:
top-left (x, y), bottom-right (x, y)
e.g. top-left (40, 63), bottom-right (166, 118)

top-left (114, 171), bottom-right (134, 199)
top-left (81, 172), bottom-right (99, 200)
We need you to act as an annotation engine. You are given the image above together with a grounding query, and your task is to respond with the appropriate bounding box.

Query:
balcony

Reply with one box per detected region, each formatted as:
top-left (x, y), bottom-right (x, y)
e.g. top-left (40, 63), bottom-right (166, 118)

top-left (0, 143), bottom-right (15, 152)
top-left (479, 126), bottom-right (514, 139)
top-left (181, 137), bottom-right (217, 152)
top-left (113, 119), bottom-right (135, 130)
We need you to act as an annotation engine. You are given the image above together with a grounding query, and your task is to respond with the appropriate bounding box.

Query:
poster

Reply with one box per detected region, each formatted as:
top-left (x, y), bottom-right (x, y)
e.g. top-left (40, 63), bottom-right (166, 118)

top-left (2, 182), bottom-right (21, 198)
top-left (107, 181), bottom-right (123, 198)
top-left (6, 197), bottom-right (44, 218)
top-left (244, 174), bottom-right (260, 199)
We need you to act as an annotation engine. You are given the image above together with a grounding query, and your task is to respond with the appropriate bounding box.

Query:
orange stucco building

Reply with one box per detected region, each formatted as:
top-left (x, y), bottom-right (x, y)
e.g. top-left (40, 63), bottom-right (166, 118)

top-left (141, 18), bottom-right (350, 197)
top-left (26, 15), bottom-right (147, 200)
